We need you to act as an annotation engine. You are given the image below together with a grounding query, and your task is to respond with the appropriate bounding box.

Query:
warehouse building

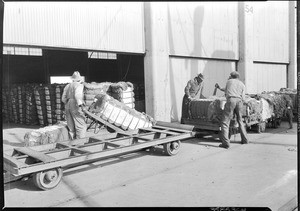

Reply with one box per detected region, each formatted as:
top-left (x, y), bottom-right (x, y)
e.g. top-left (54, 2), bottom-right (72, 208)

top-left (2, 1), bottom-right (297, 122)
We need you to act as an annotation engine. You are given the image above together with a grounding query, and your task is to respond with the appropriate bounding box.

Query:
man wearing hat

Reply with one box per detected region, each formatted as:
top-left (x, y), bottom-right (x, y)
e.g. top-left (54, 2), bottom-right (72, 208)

top-left (215, 71), bottom-right (249, 149)
top-left (62, 71), bottom-right (87, 139)
top-left (181, 73), bottom-right (205, 123)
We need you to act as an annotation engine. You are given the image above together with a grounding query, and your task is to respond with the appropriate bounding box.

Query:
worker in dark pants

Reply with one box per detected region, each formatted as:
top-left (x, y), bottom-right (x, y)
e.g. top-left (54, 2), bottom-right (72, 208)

top-left (62, 71), bottom-right (87, 139)
top-left (285, 98), bottom-right (294, 129)
top-left (181, 73), bottom-right (205, 123)
top-left (215, 71), bottom-right (249, 149)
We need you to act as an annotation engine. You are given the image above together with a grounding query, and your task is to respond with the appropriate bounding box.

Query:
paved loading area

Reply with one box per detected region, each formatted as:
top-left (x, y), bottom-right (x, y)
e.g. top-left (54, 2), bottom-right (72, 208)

top-left (2, 121), bottom-right (298, 209)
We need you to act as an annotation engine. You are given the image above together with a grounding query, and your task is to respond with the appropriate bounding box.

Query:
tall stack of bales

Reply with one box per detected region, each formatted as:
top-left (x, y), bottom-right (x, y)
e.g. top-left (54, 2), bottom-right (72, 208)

top-left (83, 82), bottom-right (112, 108)
top-left (107, 82), bottom-right (135, 109)
top-left (17, 85), bottom-right (27, 124)
top-left (89, 93), bottom-right (155, 131)
top-left (54, 84), bottom-right (67, 122)
top-left (83, 81), bottom-right (135, 108)
top-left (34, 85), bottom-right (48, 126)
top-left (10, 85), bottom-right (19, 123)
top-left (2, 87), bottom-right (9, 122)
top-left (44, 85), bottom-right (57, 125)
top-left (133, 83), bottom-right (145, 112)
top-left (25, 84), bottom-right (39, 125)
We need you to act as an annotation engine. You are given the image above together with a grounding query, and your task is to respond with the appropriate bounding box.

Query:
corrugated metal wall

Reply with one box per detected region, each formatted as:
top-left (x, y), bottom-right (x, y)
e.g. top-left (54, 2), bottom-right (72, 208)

top-left (168, 2), bottom-right (239, 60)
top-left (3, 2), bottom-right (294, 121)
top-left (249, 1), bottom-right (289, 93)
top-left (3, 2), bottom-right (145, 53)
top-left (167, 2), bottom-right (239, 121)
top-left (253, 1), bottom-right (289, 63)
top-left (248, 64), bottom-right (287, 94)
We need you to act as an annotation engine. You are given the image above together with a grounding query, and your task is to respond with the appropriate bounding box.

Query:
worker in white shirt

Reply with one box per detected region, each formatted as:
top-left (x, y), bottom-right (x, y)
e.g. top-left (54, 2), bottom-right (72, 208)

top-left (215, 71), bottom-right (249, 149)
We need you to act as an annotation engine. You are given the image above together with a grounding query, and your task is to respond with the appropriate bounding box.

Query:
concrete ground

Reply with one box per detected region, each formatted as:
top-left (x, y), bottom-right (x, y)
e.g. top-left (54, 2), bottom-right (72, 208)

top-left (2, 120), bottom-right (298, 209)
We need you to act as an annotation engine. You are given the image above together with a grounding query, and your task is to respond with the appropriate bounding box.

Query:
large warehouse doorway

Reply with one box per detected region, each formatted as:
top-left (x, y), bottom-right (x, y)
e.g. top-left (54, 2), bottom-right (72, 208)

top-left (87, 53), bottom-right (145, 112)
top-left (2, 46), bottom-right (146, 112)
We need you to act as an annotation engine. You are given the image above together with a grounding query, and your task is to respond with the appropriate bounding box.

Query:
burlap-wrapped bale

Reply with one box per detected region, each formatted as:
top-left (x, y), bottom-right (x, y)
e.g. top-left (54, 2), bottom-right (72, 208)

top-left (188, 95), bottom-right (264, 124)
top-left (25, 84), bottom-right (39, 125)
top-left (242, 95), bottom-right (263, 122)
top-left (207, 96), bottom-right (227, 123)
top-left (260, 98), bottom-right (274, 121)
top-left (89, 93), bottom-right (155, 131)
top-left (279, 88), bottom-right (297, 113)
top-left (189, 99), bottom-right (213, 121)
top-left (24, 121), bottom-right (69, 147)
top-left (258, 92), bottom-right (288, 118)
top-left (188, 96), bottom-right (226, 123)
top-left (107, 81), bottom-right (135, 108)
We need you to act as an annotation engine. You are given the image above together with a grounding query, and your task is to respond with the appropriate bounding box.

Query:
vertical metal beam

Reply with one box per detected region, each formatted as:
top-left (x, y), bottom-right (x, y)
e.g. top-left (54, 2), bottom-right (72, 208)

top-left (144, 2), bottom-right (171, 121)
top-left (237, 2), bottom-right (254, 93)
top-left (43, 49), bottom-right (50, 84)
top-left (288, 1), bottom-right (297, 89)
top-left (85, 51), bottom-right (90, 82)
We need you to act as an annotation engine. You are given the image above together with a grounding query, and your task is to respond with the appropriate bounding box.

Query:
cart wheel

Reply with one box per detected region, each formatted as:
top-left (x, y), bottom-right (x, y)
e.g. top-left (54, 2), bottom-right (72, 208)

top-left (33, 168), bottom-right (63, 191)
top-left (164, 141), bottom-right (181, 156)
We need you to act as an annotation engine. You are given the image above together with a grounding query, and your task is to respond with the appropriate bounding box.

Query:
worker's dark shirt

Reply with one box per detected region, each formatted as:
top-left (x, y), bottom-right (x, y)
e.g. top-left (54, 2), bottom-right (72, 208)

top-left (184, 78), bottom-right (204, 98)
top-left (224, 79), bottom-right (245, 100)
top-left (286, 97), bottom-right (293, 109)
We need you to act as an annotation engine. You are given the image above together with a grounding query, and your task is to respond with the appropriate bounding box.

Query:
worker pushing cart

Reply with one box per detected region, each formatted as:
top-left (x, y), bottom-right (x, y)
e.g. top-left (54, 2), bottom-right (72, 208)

top-left (62, 71), bottom-right (87, 140)
top-left (215, 71), bottom-right (249, 149)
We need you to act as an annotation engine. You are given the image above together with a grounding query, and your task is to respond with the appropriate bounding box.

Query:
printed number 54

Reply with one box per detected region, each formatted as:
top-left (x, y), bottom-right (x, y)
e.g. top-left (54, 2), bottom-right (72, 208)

top-left (245, 5), bottom-right (253, 13)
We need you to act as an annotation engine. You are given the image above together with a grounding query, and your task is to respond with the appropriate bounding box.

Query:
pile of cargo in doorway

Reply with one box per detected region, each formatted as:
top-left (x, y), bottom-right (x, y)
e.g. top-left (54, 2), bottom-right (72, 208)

top-left (15, 81), bottom-right (149, 147)
top-left (2, 81), bottom-right (138, 127)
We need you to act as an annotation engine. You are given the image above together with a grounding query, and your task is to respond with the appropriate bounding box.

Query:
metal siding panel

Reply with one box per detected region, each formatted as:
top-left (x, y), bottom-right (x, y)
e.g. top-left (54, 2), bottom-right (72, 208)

top-left (168, 2), bottom-right (238, 60)
top-left (253, 1), bottom-right (289, 63)
top-left (249, 63), bottom-right (287, 93)
top-left (4, 2), bottom-right (144, 53)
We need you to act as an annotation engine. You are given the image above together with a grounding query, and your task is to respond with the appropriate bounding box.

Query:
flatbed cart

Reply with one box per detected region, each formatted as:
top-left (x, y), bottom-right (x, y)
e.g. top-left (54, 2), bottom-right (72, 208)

top-left (181, 86), bottom-right (239, 138)
top-left (181, 118), bottom-right (239, 139)
top-left (3, 121), bottom-right (194, 191)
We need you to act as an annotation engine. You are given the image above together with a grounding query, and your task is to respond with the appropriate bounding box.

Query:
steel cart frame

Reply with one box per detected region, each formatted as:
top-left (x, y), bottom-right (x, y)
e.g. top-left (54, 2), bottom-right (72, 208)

top-left (3, 121), bottom-right (194, 190)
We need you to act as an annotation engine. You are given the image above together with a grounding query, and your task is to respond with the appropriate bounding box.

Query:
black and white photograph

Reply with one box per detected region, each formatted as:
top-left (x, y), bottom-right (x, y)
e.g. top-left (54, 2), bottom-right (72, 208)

top-left (1, 1), bottom-right (298, 209)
